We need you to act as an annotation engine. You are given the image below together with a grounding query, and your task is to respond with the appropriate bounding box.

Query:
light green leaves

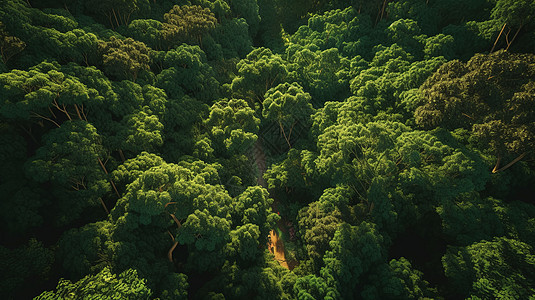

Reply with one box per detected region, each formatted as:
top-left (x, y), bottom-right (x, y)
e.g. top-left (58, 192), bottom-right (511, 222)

top-left (205, 98), bottom-right (259, 157)
top-left (36, 266), bottom-right (152, 300)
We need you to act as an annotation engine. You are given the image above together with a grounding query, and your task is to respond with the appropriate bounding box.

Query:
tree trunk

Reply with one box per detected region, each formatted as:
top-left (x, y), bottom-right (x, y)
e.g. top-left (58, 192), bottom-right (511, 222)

top-left (99, 197), bottom-right (110, 215)
top-left (168, 241), bottom-right (178, 262)
top-left (379, 0), bottom-right (388, 21)
top-left (118, 149), bottom-right (126, 162)
top-left (279, 120), bottom-right (292, 150)
top-left (74, 104), bottom-right (83, 120)
top-left (490, 23), bottom-right (507, 53)
top-left (97, 157), bottom-right (121, 197)
top-left (111, 8), bottom-right (120, 28)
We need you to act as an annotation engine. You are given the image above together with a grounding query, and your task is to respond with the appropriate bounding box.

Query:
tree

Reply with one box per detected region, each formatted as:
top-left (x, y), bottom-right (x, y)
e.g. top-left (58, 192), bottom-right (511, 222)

top-left (437, 194), bottom-right (535, 248)
top-left (161, 95), bottom-right (209, 162)
top-left (202, 260), bottom-right (286, 299)
top-left (112, 109), bottom-right (164, 155)
top-left (286, 47), bottom-right (351, 105)
top-left (349, 44), bottom-right (446, 121)
top-left (111, 160), bottom-right (230, 271)
top-left (293, 274), bottom-right (338, 300)
top-left (123, 19), bottom-right (164, 50)
top-left (415, 51), bottom-right (535, 172)
top-left (61, 29), bottom-right (100, 66)
top-left (286, 7), bottom-right (376, 59)
top-left (231, 47), bottom-right (289, 105)
top-left (57, 220), bottom-right (116, 278)
top-left (0, 125), bottom-right (46, 235)
top-left (436, 194), bottom-right (506, 246)
top-left (298, 200), bottom-right (343, 271)
top-left (210, 18), bottom-right (253, 58)
top-left (0, 61), bottom-right (92, 124)
top-left (262, 82), bottom-right (315, 150)
top-left (257, 0), bottom-right (284, 51)
top-left (387, 0), bottom-right (493, 35)
top-left (443, 237), bottom-right (535, 299)
top-left (204, 98), bottom-right (260, 157)
top-left (162, 5), bottom-right (217, 47)
top-left (321, 222), bottom-right (386, 298)
top-left (263, 148), bottom-right (321, 196)
top-left (360, 258), bottom-right (437, 299)
top-left (190, 0), bottom-right (231, 20)
top-left (227, 0), bottom-right (260, 37)
top-left (232, 186), bottom-right (279, 238)
top-left (112, 152), bottom-right (165, 191)
top-left (25, 121), bottom-right (112, 225)
top-left (225, 223), bottom-right (262, 262)
top-left (98, 36), bottom-right (151, 81)
top-left (386, 19), bottom-right (424, 56)
top-left (155, 44), bottom-right (220, 102)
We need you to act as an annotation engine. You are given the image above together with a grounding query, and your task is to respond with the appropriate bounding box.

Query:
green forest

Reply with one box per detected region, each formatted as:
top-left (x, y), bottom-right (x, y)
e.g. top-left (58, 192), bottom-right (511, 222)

top-left (1, 0), bottom-right (534, 298)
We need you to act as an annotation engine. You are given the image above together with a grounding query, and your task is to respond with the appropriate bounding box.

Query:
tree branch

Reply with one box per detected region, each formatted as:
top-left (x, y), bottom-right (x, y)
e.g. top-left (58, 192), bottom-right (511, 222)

top-left (493, 152), bottom-right (526, 173)
top-left (506, 25), bottom-right (522, 51)
top-left (97, 157), bottom-right (120, 197)
top-left (32, 112), bottom-right (60, 128)
top-left (279, 120), bottom-right (292, 149)
top-left (99, 197), bottom-right (110, 215)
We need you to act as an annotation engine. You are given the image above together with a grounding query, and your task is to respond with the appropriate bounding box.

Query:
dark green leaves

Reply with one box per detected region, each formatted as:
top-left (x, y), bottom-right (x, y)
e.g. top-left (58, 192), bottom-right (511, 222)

top-left (99, 36), bottom-right (150, 81)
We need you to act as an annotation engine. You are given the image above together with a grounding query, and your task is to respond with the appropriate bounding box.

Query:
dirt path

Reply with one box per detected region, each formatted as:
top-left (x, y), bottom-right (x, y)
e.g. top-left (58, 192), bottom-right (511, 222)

top-left (268, 229), bottom-right (289, 268)
top-left (252, 139), bottom-right (296, 270)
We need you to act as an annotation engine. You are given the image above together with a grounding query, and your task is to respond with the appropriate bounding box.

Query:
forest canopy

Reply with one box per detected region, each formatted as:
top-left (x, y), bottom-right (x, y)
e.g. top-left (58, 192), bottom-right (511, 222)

top-left (1, 0), bottom-right (534, 299)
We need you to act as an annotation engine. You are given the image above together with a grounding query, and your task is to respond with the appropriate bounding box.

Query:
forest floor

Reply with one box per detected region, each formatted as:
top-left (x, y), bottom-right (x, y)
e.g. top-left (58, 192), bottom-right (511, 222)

top-left (252, 139), bottom-right (297, 270)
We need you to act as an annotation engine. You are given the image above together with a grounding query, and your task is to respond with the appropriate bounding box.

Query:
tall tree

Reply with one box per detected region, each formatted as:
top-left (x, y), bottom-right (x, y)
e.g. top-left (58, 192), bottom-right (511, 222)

top-left (231, 47), bottom-right (288, 105)
top-left (204, 98), bottom-right (260, 157)
top-left (262, 82), bottom-right (315, 150)
top-left (162, 5), bottom-right (217, 47)
top-left (25, 121), bottom-right (112, 225)
top-left (98, 36), bottom-right (151, 81)
top-left (415, 51), bottom-right (535, 172)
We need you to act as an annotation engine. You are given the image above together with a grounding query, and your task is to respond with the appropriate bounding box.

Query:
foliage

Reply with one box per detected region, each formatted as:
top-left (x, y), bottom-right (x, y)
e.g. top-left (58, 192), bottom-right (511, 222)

top-left (0, 21), bottom-right (26, 64)
top-left (155, 44), bottom-right (220, 101)
top-left (204, 98), bottom-right (259, 157)
top-left (415, 51), bottom-right (535, 162)
top-left (443, 237), bottom-right (535, 299)
top-left (0, 239), bottom-right (54, 298)
top-left (1, 0), bottom-right (535, 299)
top-left (98, 36), bottom-right (151, 81)
top-left (36, 267), bottom-right (152, 299)
top-left (162, 5), bottom-right (217, 47)
top-left (231, 47), bottom-right (289, 105)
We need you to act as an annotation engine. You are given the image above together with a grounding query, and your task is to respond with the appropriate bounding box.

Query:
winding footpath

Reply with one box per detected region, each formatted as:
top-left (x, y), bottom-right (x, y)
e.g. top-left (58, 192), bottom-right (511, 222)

top-left (251, 139), bottom-right (297, 270)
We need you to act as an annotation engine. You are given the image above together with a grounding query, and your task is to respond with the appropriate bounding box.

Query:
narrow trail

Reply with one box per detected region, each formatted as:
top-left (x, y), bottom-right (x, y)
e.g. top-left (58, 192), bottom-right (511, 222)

top-left (252, 139), bottom-right (297, 270)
